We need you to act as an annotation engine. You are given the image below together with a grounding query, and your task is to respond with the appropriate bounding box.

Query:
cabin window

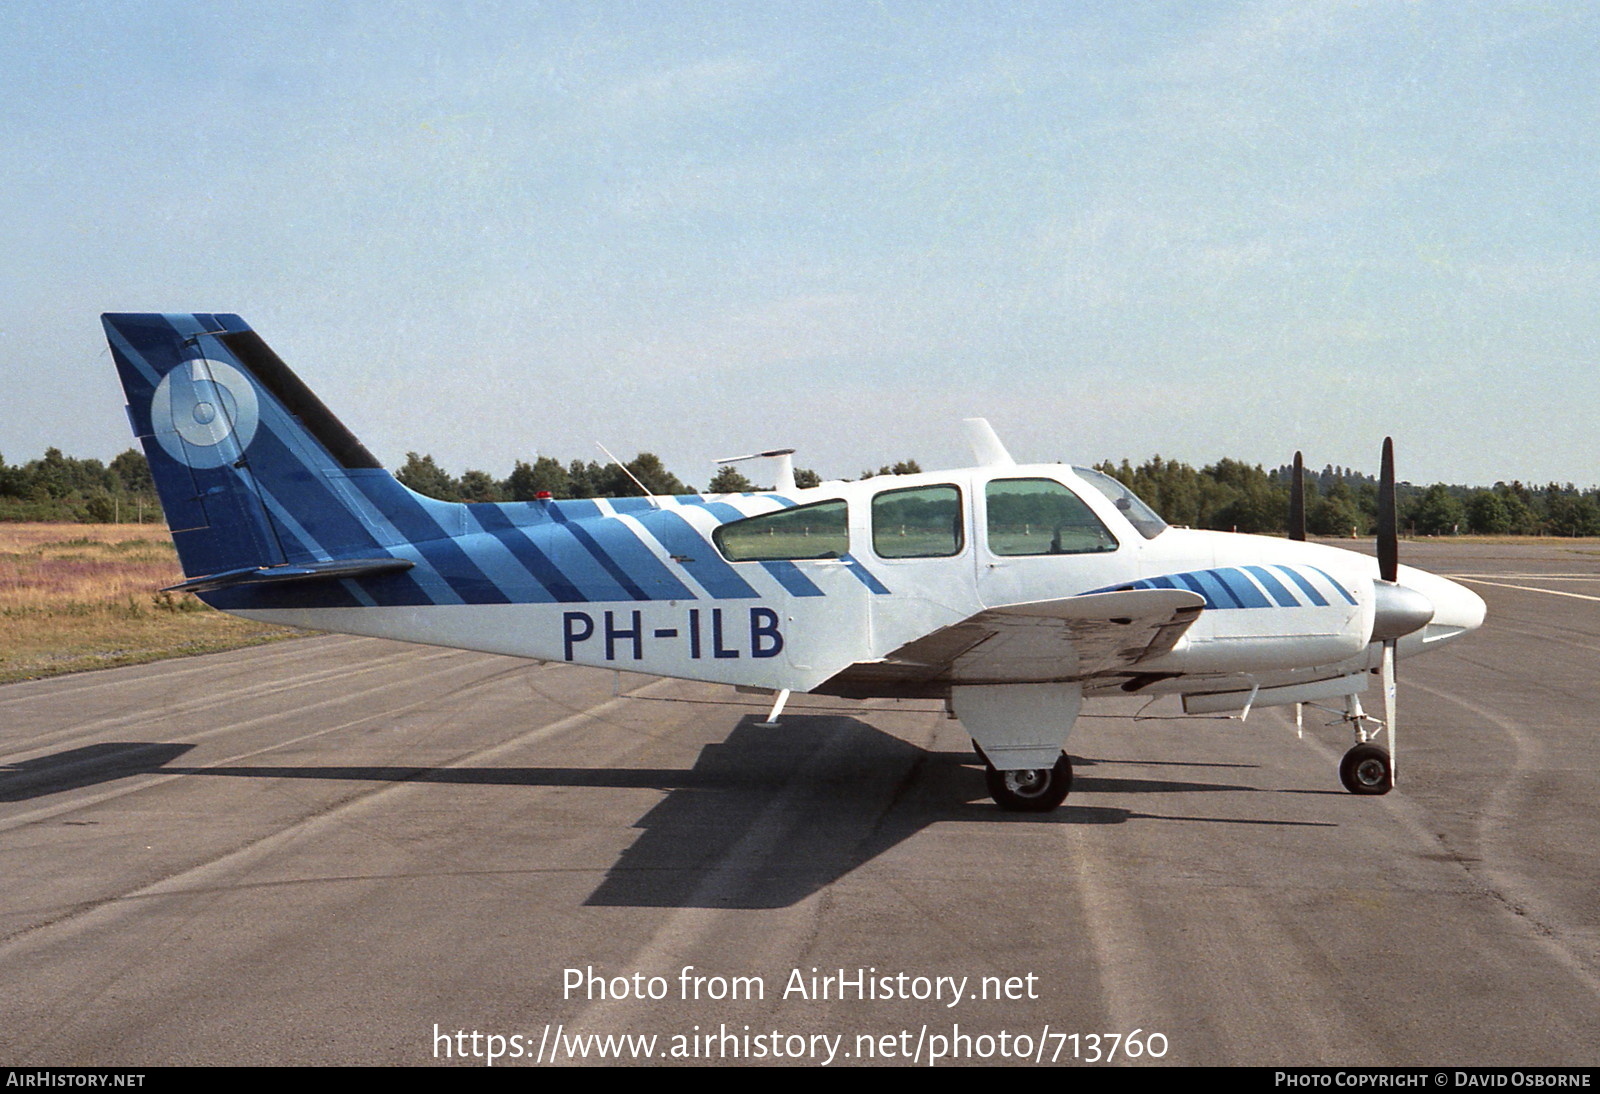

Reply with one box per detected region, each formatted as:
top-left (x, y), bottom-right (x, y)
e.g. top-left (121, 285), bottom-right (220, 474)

top-left (985, 478), bottom-right (1119, 555)
top-left (872, 484), bottom-right (964, 559)
top-left (713, 499), bottom-right (849, 561)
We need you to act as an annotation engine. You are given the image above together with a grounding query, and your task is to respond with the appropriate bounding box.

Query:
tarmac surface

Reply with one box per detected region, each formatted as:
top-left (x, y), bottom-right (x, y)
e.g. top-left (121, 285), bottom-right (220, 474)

top-left (1, 539), bottom-right (1596, 1066)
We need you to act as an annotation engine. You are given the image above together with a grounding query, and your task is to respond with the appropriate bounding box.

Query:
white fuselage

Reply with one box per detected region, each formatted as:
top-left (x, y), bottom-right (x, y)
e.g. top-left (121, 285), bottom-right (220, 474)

top-left (237, 463), bottom-right (1486, 709)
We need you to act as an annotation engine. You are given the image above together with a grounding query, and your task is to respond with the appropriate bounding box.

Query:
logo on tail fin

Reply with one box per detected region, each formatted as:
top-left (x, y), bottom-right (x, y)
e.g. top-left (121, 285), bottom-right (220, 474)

top-left (150, 359), bottom-right (259, 469)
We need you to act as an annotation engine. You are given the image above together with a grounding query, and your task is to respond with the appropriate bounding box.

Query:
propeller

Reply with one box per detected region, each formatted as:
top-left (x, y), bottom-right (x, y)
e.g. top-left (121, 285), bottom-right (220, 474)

top-left (1372, 438), bottom-right (1405, 788)
top-left (1287, 451), bottom-right (1306, 733)
top-left (1288, 451), bottom-right (1306, 542)
top-left (1309, 438), bottom-right (1431, 794)
top-left (1377, 438), bottom-right (1398, 584)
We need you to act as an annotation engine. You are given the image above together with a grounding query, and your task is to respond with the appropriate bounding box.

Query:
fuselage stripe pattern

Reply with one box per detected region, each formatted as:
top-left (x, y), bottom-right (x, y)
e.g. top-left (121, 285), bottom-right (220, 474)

top-left (1088, 564), bottom-right (1353, 611)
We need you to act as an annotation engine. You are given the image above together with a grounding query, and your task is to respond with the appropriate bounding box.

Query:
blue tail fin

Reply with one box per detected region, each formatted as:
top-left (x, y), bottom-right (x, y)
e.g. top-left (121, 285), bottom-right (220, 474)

top-left (103, 313), bottom-right (417, 583)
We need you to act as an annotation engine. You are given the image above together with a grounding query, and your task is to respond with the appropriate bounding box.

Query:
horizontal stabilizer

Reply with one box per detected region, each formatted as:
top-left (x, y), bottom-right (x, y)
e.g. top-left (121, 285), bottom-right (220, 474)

top-left (166, 557), bottom-right (414, 594)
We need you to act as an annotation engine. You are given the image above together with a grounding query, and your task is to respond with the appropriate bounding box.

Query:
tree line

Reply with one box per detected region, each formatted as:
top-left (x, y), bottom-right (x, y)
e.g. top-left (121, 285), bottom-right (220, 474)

top-left (0, 448), bottom-right (161, 523)
top-left (4, 445), bottom-right (1598, 537)
top-left (385, 452), bottom-right (905, 502)
top-left (1094, 455), bottom-right (1600, 537)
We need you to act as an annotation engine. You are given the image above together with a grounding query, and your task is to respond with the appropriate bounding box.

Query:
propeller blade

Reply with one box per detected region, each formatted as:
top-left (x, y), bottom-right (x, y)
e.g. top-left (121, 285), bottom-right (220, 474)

top-left (1377, 437), bottom-right (1398, 583)
top-left (1381, 638), bottom-right (1398, 787)
top-left (1289, 451), bottom-right (1306, 541)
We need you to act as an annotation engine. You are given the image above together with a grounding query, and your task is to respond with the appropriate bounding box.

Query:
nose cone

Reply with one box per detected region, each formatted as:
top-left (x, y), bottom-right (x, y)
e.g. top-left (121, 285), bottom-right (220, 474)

top-left (1394, 565), bottom-right (1486, 651)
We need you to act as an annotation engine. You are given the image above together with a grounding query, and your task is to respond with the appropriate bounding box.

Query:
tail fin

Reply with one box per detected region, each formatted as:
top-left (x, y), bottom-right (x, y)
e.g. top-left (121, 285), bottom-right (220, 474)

top-left (103, 313), bottom-right (416, 583)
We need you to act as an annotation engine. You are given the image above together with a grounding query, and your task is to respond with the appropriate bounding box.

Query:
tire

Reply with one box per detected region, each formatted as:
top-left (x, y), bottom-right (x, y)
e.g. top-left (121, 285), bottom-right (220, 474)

top-left (1339, 743), bottom-right (1392, 795)
top-left (986, 753), bottom-right (1073, 812)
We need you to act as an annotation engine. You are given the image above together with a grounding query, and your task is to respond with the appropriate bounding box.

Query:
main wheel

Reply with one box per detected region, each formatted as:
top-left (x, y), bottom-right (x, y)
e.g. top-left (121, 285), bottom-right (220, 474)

top-left (1339, 743), bottom-right (1392, 795)
top-left (986, 753), bottom-right (1073, 812)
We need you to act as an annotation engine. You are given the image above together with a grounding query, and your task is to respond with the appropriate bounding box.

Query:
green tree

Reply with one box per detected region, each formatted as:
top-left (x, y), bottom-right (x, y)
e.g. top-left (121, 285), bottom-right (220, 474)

top-left (27, 448), bottom-right (113, 499)
top-left (566, 459), bottom-right (603, 498)
top-left (1308, 481), bottom-right (1366, 537)
top-left (503, 457), bottom-right (571, 500)
top-left (1465, 490), bottom-right (1512, 534)
top-left (706, 465), bottom-right (755, 493)
top-left (1214, 483), bottom-right (1285, 534)
top-left (1547, 491), bottom-right (1600, 536)
top-left (457, 469), bottom-right (502, 503)
top-left (396, 452), bottom-right (459, 501)
top-left (0, 453), bottom-right (21, 499)
top-left (623, 452), bottom-right (690, 496)
top-left (110, 448), bottom-right (154, 494)
top-left (862, 460), bottom-right (923, 479)
top-left (580, 453), bottom-right (691, 498)
top-left (1204, 459), bottom-right (1285, 534)
top-left (1497, 488), bottom-right (1539, 535)
top-left (83, 491), bottom-right (117, 523)
top-left (1133, 455), bottom-right (1203, 528)
top-left (1408, 484), bottom-right (1465, 536)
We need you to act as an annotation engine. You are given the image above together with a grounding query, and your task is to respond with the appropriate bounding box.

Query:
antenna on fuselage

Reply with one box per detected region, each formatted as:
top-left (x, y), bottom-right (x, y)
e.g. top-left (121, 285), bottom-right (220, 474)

top-left (714, 447), bottom-right (798, 493)
top-left (596, 442), bottom-right (661, 508)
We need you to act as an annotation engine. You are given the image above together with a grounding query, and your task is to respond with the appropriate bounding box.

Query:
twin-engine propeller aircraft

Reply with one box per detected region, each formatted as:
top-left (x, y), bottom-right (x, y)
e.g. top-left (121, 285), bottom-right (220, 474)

top-left (103, 313), bottom-right (1485, 812)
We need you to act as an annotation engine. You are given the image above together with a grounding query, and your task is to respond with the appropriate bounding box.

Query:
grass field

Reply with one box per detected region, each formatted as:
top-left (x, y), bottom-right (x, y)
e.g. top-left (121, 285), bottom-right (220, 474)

top-left (0, 523), bottom-right (299, 684)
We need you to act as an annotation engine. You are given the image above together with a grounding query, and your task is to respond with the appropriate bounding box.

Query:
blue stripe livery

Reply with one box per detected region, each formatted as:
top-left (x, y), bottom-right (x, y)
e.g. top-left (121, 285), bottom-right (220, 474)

top-left (1090, 564), bottom-right (1352, 611)
top-left (101, 313), bottom-right (870, 612)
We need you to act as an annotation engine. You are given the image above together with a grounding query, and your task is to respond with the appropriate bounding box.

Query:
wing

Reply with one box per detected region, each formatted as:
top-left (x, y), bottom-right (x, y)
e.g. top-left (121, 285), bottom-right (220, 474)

top-left (823, 588), bottom-right (1205, 695)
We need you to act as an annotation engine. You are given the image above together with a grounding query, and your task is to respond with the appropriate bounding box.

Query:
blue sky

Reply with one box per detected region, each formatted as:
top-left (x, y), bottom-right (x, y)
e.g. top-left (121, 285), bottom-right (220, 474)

top-left (3, 1), bottom-right (1596, 488)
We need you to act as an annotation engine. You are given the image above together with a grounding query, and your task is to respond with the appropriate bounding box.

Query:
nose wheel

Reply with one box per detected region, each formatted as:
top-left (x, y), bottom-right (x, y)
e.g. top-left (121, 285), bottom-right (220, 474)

top-left (1339, 743), bottom-right (1392, 795)
top-left (985, 753), bottom-right (1073, 812)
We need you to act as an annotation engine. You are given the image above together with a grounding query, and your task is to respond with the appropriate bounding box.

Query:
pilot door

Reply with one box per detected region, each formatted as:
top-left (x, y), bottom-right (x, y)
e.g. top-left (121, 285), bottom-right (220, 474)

top-left (973, 475), bottom-right (1129, 608)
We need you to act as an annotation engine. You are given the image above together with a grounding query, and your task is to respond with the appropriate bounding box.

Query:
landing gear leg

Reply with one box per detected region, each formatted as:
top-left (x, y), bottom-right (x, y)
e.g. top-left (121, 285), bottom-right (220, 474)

top-left (985, 753), bottom-right (1073, 812)
top-left (1338, 693), bottom-right (1391, 796)
top-left (952, 682), bottom-right (1081, 813)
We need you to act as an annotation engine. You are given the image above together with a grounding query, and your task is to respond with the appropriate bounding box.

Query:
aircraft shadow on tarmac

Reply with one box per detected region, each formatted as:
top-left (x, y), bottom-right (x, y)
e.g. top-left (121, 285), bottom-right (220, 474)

top-left (4, 719), bottom-right (1334, 908)
top-left (585, 717), bottom-right (1337, 908)
top-left (0, 742), bottom-right (196, 801)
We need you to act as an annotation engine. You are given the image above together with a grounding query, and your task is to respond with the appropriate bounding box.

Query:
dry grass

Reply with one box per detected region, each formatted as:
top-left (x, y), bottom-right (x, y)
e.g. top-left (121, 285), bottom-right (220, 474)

top-left (0, 523), bottom-right (300, 684)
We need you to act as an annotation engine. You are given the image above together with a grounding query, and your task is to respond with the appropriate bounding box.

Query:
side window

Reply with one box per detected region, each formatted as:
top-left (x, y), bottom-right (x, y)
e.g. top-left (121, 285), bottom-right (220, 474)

top-left (986, 478), bottom-right (1118, 555)
top-left (713, 500), bottom-right (849, 561)
top-left (872, 484), bottom-right (963, 559)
